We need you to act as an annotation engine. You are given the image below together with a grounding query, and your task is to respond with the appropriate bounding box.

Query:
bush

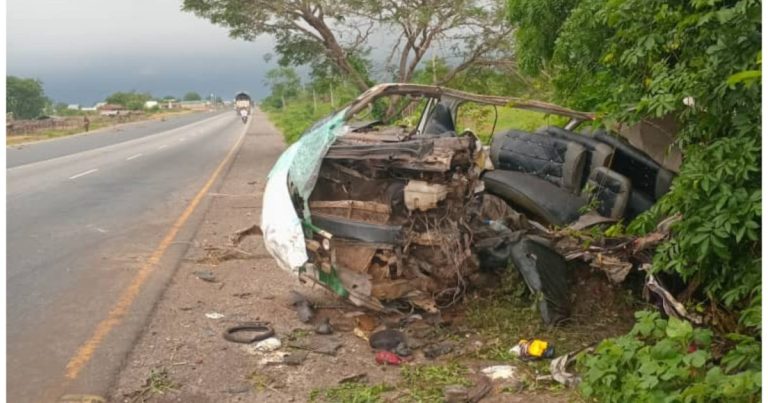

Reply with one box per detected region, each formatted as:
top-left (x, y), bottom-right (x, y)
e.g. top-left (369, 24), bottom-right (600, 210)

top-left (579, 311), bottom-right (761, 403)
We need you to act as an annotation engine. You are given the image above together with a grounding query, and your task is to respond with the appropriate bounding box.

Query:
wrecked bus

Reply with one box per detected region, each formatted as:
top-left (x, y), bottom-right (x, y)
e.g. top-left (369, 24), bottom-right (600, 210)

top-left (261, 83), bottom-right (677, 324)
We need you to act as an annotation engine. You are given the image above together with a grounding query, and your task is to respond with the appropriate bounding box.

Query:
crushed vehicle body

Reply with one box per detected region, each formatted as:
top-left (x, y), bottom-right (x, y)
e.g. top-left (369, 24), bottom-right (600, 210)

top-left (261, 83), bottom-right (676, 323)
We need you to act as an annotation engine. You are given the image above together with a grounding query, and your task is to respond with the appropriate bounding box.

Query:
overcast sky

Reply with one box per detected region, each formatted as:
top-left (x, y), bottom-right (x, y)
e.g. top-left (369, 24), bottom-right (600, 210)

top-left (7, 0), bottom-right (277, 105)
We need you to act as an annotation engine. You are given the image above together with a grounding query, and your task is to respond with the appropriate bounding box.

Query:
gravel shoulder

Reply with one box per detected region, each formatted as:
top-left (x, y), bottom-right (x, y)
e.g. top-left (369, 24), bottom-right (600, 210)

top-left (110, 109), bottom-right (404, 402)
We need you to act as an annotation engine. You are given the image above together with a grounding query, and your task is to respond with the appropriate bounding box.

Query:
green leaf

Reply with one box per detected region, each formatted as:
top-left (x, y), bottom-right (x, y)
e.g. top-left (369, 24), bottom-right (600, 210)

top-left (666, 317), bottom-right (693, 340)
top-left (726, 70), bottom-right (761, 86)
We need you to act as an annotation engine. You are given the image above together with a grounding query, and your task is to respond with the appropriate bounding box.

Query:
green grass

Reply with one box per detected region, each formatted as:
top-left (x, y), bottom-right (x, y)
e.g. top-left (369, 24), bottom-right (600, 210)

top-left (456, 104), bottom-right (569, 144)
top-left (263, 100), bottom-right (337, 144)
top-left (309, 382), bottom-right (394, 403)
top-left (399, 362), bottom-right (472, 402)
top-left (263, 94), bottom-right (567, 145)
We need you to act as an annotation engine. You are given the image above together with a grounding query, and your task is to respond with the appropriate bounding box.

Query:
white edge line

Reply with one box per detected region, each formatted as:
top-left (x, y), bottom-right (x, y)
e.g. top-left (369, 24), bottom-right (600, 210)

top-left (126, 153), bottom-right (143, 161)
top-left (68, 168), bottom-right (99, 180)
top-left (7, 112), bottom-right (229, 172)
top-left (157, 144), bottom-right (168, 150)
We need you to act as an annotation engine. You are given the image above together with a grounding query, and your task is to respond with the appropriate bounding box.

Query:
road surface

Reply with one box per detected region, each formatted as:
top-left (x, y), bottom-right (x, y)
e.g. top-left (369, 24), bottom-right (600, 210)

top-left (7, 109), bottom-right (248, 401)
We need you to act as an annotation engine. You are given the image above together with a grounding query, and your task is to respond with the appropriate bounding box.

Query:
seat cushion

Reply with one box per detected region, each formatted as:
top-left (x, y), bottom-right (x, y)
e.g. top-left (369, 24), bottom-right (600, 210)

top-left (586, 167), bottom-right (631, 219)
top-left (483, 170), bottom-right (586, 226)
top-left (510, 236), bottom-right (570, 325)
top-left (490, 130), bottom-right (587, 194)
top-left (538, 126), bottom-right (615, 187)
top-left (592, 131), bottom-right (675, 201)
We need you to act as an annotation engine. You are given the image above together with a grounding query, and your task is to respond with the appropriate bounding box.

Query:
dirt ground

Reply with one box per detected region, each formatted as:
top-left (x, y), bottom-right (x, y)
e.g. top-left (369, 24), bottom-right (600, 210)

top-left (110, 109), bottom-right (637, 403)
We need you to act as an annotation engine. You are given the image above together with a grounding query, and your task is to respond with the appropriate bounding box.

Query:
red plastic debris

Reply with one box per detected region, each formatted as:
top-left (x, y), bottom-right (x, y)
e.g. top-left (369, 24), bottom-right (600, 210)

top-left (375, 351), bottom-right (406, 366)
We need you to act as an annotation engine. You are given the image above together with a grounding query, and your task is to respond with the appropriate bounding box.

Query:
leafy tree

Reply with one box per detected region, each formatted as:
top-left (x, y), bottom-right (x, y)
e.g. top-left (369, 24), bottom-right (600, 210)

top-left (183, 0), bottom-right (515, 91)
top-left (507, 0), bottom-right (761, 398)
top-left (161, 95), bottom-right (177, 101)
top-left (183, 92), bottom-right (202, 101)
top-left (105, 91), bottom-right (153, 110)
top-left (6, 76), bottom-right (48, 119)
top-left (507, 0), bottom-right (580, 75)
top-left (263, 67), bottom-right (301, 109)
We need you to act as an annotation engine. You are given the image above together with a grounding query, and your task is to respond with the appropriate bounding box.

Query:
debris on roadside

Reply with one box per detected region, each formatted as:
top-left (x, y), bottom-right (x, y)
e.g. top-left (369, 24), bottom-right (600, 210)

top-left (192, 270), bottom-right (217, 283)
top-left (230, 224), bottom-right (262, 245)
top-left (223, 322), bottom-right (275, 343)
top-left (423, 341), bottom-right (455, 359)
top-left (242, 337), bottom-right (282, 355)
top-left (290, 291), bottom-right (314, 323)
top-left (480, 365), bottom-right (517, 381)
top-left (205, 312), bottom-right (225, 320)
top-left (254, 337), bottom-right (282, 352)
top-left (549, 351), bottom-right (584, 387)
top-left (282, 350), bottom-right (309, 366)
top-left (443, 385), bottom-right (469, 403)
top-left (374, 351), bottom-right (408, 366)
top-left (369, 329), bottom-right (407, 352)
top-left (288, 335), bottom-right (343, 356)
top-left (509, 339), bottom-right (555, 360)
top-left (314, 317), bottom-right (333, 335)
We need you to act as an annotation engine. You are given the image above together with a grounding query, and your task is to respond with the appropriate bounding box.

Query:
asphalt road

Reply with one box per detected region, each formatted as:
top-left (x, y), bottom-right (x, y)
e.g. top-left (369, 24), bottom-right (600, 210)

top-left (7, 109), bottom-right (248, 402)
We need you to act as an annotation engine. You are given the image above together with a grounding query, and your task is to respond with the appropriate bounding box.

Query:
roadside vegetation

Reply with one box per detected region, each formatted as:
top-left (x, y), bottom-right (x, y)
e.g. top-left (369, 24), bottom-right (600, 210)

top-left (5, 80), bottom-right (211, 145)
top-left (194, 0), bottom-right (761, 400)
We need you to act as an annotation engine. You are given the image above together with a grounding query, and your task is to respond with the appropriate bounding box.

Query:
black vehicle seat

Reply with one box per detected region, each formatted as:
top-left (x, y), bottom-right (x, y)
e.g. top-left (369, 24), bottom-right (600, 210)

top-left (490, 130), bottom-right (587, 195)
top-left (588, 130), bottom-right (676, 218)
top-left (422, 103), bottom-right (456, 137)
top-left (586, 167), bottom-right (631, 219)
top-left (537, 126), bottom-right (614, 188)
top-left (483, 170), bottom-right (586, 226)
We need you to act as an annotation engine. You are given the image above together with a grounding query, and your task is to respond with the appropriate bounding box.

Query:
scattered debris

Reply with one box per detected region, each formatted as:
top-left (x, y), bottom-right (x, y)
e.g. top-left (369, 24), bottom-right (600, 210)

top-left (510, 339), bottom-right (555, 360)
top-left (205, 312), bottom-right (224, 319)
top-left (315, 317), bottom-right (333, 335)
top-left (369, 329), bottom-right (407, 352)
top-left (644, 270), bottom-right (703, 324)
top-left (253, 337), bottom-right (282, 352)
top-left (466, 376), bottom-right (492, 402)
top-left (230, 224), bottom-right (262, 245)
top-left (192, 270), bottom-right (216, 282)
top-left (283, 350), bottom-right (309, 365)
top-left (549, 351), bottom-right (585, 387)
top-left (257, 351), bottom-right (289, 365)
top-left (290, 291), bottom-right (314, 323)
top-left (338, 373), bottom-right (368, 384)
top-left (443, 385), bottom-right (469, 403)
top-left (424, 341), bottom-right (455, 359)
top-left (374, 351), bottom-right (407, 366)
top-left (223, 322), bottom-right (275, 344)
top-left (196, 245), bottom-right (258, 265)
top-left (289, 335), bottom-right (343, 356)
top-left (480, 365), bottom-right (517, 381)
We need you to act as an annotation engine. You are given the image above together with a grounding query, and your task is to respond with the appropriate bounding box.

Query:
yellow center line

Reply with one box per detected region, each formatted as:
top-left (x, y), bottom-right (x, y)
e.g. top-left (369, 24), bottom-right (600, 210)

top-left (63, 124), bottom-right (247, 380)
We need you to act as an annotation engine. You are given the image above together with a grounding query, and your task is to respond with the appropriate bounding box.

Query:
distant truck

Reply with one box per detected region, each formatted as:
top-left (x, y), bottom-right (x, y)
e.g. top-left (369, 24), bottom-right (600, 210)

top-left (234, 92), bottom-right (252, 115)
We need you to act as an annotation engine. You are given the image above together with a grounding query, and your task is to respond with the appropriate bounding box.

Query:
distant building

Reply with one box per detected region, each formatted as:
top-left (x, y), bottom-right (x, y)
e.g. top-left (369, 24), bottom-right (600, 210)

top-left (144, 100), bottom-right (159, 109)
top-left (67, 104), bottom-right (80, 110)
top-left (98, 103), bottom-right (125, 116)
top-left (81, 106), bottom-right (98, 112)
top-left (179, 100), bottom-right (209, 111)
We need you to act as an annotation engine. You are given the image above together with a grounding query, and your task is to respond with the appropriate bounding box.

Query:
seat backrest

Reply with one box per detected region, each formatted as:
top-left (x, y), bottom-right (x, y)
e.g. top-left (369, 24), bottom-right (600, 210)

top-left (490, 130), bottom-right (586, 194)
top-left (585, 167), bottom-right (631, 219)
top-left (591, 131), bottom-right (675, 200)
top-left (537, 126), bottom-right (614, 188)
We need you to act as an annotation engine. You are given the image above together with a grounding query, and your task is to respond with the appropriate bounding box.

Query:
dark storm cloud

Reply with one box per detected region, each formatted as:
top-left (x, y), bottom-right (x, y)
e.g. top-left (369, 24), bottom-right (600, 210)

top-left (7, 0), bottom-right (276, 105)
